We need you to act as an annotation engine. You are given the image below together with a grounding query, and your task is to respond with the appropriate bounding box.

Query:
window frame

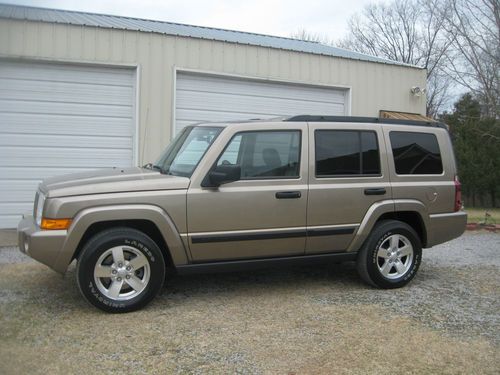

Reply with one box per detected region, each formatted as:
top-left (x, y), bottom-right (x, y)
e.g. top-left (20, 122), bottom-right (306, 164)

top-left (212, 129), bottom-right (303, 181)
top-left (389, 131), bottom-right (444, 176)
top-left (314, 129), bottom-right (382, 178)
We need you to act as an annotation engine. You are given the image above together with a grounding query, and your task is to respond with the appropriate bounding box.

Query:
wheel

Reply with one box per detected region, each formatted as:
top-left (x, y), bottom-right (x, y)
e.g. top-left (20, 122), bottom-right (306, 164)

top-left (76, 227), bottom-right (166, 313)
top-left (356, 220), bottom-right (422, 289)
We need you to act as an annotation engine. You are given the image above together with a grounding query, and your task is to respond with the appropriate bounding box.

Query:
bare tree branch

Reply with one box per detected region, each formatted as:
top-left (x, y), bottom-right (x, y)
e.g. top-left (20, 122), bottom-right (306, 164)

top-left (336, 0), bottom-right (453, 116)
top-left (440, 0), bottom-right (499, 117)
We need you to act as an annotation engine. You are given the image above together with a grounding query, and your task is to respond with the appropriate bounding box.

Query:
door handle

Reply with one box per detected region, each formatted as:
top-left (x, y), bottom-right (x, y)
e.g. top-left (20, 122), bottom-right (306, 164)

top-left (275, 191), bottom-right (302, 199)
top-left (364, 188), bottom-right (386, 196)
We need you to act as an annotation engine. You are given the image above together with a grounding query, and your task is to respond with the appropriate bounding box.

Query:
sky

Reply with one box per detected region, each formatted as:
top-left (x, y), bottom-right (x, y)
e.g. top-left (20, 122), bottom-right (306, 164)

top-left (1, 0), bottom-right (381, 41)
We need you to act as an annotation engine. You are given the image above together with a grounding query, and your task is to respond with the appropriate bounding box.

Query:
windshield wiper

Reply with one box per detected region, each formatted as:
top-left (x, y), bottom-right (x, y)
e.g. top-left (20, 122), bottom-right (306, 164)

top-left (142, 163), bottom-right (165, 173)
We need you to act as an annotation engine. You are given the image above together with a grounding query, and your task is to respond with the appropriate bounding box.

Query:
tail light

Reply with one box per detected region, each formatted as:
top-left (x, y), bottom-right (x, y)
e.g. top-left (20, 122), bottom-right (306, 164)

top-left (454, 175), bottom-right (462, 211)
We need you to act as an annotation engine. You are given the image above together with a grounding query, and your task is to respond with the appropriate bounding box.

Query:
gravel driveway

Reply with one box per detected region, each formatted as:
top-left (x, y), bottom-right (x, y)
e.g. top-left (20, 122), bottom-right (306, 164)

top-left (0, 232), bottom-right (498, 374)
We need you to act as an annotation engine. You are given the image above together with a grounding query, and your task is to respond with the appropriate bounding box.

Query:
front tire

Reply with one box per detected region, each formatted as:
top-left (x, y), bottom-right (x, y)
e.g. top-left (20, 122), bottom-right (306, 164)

top-left (356, 220), bottom-right (422, 289)
top-left (76, 227), bottom-right (166, 313)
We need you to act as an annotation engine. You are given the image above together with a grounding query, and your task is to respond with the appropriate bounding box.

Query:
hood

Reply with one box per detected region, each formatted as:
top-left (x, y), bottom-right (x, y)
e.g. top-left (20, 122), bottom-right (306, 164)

top-left (40, 167), bottom-right (190, 198)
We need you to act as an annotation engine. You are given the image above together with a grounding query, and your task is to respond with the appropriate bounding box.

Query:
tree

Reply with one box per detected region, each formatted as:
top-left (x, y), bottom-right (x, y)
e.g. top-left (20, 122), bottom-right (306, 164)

top-left (338, 0), bottom-right (453, 117)
top-left (443, 93), bottom-right (500, 207)
top-left (440, 0), bottom-right (500, 118)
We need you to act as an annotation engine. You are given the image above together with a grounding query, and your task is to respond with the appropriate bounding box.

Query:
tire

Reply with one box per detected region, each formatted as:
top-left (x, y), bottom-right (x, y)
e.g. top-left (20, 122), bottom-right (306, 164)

top-left (356, 220), bottom-right (422, 289)
top-left (76, 227), bottom-right (166, 313)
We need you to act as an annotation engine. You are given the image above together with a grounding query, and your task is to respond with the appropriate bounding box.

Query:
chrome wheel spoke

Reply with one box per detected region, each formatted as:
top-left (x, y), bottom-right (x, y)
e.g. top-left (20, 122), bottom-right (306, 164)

top-left (390, 234), bottom-right (400, 251)
top-left (94, 264), bottom-right (113, 278)
top-left (111, 247), bottom-right (125, 265)
top-left (125, 275), bottom-right (145, 292)
top-left (394, 260), bottom-right (406, 275)
top-left (399, 245), bottom-right (412, 257)
top-left (129, 254), bottom-right (148, 270)
top-left (380, 260), bottom-right (393, 276)
top-left (108, 279), bottom-right (124, 299)
top-left (377, 247), bottom-right (389, 258)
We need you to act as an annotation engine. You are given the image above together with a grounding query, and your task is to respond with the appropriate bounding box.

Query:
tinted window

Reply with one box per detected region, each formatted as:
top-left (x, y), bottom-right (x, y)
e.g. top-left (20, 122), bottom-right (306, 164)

top-left (315, 130), bottom-right (380, 176)
top-left (217, 131), bottom-right (301, 178)
top-left (390, 132), bottom-right (443, 174)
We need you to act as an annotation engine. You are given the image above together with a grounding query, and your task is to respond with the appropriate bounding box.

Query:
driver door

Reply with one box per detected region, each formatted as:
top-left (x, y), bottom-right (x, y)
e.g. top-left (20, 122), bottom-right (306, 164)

top-left (186, 123), bottom-right (308, 262)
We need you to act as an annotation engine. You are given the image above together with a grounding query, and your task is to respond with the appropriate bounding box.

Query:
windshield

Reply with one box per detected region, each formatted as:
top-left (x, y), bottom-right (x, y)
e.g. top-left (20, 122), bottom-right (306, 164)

top-left (154, 126), bottom-right (222, 177)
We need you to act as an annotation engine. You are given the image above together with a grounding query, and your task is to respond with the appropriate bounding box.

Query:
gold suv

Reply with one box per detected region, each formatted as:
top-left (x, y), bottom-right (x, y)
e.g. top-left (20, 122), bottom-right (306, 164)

top-left (18, 116), bottom-right (467, 312)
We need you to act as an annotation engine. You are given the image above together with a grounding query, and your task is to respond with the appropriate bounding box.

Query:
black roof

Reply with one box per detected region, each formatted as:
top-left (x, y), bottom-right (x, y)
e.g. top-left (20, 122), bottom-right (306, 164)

top-left (285, 115), bottom-right (448, 129)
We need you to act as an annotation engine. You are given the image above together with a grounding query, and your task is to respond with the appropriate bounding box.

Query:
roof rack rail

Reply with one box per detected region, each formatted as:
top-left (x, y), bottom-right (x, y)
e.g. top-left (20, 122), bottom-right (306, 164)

top-left (285, 115), bottom-right (447, 129)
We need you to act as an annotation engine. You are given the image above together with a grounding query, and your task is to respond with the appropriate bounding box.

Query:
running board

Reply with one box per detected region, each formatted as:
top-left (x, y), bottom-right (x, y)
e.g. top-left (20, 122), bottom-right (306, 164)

top-left (175, 252), bottom-right (357, 275)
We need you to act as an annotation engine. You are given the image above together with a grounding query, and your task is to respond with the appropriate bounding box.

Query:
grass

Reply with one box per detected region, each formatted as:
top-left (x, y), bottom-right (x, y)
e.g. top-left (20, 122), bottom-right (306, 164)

top-left (464, 207), bottom-right (500, 224)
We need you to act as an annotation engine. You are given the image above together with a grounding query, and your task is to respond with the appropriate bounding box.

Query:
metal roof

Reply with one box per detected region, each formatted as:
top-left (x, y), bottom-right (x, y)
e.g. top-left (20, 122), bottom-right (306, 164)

top-left (0, 3), bottom-right (418, 68)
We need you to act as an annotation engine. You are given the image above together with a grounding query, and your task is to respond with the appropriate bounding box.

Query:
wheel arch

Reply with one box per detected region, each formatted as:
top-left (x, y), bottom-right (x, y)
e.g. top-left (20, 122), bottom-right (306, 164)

top-left (376, 211), bottom-right (427, 247)
top-left (52, 204), bottom-right (189, 274)
top-left (72, 219), bottom-right (175, 268)
top-left (348, 199), bottom-right (430, 252)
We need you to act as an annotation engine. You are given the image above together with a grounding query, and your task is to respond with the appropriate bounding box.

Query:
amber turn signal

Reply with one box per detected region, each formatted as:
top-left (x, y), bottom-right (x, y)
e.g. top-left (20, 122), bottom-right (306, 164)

top-left (40, 218), bottom-right (72, 230)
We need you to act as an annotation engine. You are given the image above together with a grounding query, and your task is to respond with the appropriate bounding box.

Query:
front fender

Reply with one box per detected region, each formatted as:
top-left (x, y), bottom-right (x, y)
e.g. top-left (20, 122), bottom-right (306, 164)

top-left (52, 204), bottom-right (189, 273)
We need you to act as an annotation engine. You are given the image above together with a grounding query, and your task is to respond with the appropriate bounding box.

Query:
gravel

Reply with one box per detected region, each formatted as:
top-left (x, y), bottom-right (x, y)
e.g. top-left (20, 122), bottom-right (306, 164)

top-left (0, 246), bottom-right (34, 264)
top-left (0, 232), bottom-right (498, 374)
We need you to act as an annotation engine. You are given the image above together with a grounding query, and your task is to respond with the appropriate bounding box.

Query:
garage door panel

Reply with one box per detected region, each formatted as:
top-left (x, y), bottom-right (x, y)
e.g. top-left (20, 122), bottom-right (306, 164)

top-left (0, 61), bottom-right (135, 86)
top-left (0, 113), bottom-right (133, 137)
top-left (0, 182), bottom-right (39, 203)
top-left (0, 203), bottom-right (34, 215)
top-left (177, 92), bottom-right (345, 116)
top-left (176, 108), bottom-right (282, 123)
top-left (1, 146), bottom-right (132, 167)
top-left (177, 74), bottom-right (346, 102)
top-left (0, 166), bottom-right (95, 180)
top-left (0, 61), bottom-right (135, 228)
top-left (0, 99), bottom-right (133, 118)
top-left (0, 133), bottom-right (132, 149)
top-left (0, 78), bottom-right (134, 105)
top-left (176, 72), bottom-right (347, 134)
top-left (0, 215), bottom-right (24, 229)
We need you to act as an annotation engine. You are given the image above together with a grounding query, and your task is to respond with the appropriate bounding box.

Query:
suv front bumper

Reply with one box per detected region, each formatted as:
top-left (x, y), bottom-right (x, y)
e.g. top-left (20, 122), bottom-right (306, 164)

top-left (18, 215), bottom-right (67, 272)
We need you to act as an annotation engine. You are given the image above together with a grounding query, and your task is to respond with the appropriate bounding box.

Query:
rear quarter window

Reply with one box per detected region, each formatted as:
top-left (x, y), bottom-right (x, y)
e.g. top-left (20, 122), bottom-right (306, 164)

top-left (390, 131), bottom-right (443, 175)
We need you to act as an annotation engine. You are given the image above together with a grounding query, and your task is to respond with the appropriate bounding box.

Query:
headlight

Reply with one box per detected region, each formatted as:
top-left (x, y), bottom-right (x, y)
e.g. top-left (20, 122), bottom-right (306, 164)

top-left (35, 192), bottom-right (45, 227)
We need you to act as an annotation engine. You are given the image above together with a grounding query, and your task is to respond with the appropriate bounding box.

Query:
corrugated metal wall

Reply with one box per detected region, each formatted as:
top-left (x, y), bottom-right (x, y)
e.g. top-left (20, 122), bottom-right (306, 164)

top-left (0, 19), bottom-right (427, 164)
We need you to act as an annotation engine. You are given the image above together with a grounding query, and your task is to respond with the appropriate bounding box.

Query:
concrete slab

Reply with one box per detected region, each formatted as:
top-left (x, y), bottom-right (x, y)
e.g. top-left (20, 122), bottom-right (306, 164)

top-left (0, 229), bottom-right (17, 247)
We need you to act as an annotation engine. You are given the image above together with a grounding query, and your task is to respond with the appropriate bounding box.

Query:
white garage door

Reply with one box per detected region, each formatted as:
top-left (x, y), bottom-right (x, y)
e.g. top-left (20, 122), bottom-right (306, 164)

top-left (0, 61), bottom-right (136, 228)
top-left (175, 72), bottom-right (348, 134)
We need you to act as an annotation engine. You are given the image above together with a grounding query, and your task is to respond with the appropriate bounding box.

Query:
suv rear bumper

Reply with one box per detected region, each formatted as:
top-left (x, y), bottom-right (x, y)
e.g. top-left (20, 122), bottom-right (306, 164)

top-left (427, 211), bottom-right (467, 247)
top-left (18, 215), bottom-right (67, 272)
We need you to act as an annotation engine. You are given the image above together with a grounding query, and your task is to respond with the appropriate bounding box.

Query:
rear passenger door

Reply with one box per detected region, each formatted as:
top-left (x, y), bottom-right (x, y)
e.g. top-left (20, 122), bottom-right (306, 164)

top-left (306, 123), bottom-right (391, 254)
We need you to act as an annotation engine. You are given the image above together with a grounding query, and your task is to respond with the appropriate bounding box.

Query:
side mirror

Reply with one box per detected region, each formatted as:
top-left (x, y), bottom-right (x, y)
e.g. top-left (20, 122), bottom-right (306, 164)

top-left (202, 164), bottom-right (241, 187)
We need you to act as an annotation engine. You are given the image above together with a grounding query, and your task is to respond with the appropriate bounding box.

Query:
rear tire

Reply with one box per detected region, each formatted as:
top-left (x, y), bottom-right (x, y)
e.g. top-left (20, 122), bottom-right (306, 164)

top-left (76, 227), bottom-right (165, 313)
top-left (356, 220), bottom-right (422, 289)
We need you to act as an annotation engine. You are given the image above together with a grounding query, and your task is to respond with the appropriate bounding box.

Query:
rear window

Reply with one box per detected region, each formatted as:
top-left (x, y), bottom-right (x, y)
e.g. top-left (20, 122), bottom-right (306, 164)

top-left (390, 131), bottom-right (443, 175)
top-left (315, 130), bottom-right (381, 177)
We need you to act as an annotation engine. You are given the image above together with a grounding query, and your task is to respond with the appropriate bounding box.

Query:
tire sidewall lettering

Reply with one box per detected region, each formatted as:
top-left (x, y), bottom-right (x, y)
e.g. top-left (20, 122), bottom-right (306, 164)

top-left (124, 238), bottom-right (155, 262)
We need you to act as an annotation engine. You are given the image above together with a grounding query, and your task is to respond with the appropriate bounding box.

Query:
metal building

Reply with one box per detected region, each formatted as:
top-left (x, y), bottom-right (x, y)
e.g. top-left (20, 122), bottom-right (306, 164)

top-left (0, 4), bottom-right (427, 228)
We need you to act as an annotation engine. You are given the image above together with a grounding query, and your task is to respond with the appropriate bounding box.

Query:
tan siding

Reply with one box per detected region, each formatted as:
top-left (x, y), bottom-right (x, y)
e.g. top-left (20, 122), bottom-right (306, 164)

top-left (0, 19), bottom-right (427, 164)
